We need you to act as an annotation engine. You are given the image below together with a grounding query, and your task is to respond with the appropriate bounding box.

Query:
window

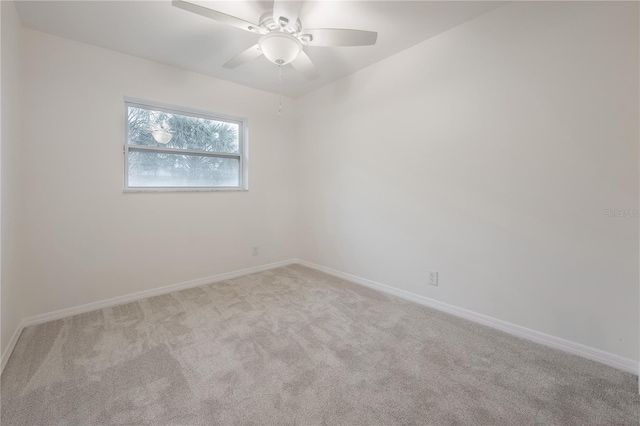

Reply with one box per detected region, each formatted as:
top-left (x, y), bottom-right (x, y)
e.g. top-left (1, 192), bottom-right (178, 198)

top-left (124, 99), bottom-right (247, 191)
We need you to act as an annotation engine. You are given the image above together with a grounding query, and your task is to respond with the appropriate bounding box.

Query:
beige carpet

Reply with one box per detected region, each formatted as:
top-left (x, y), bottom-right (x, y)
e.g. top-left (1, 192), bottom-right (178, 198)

top-left (1, 265), bottom-right (638, 425)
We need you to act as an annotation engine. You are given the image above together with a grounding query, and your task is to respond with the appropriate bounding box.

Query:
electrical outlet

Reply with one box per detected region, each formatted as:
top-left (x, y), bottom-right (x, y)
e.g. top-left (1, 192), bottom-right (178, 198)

top-left (252, 246), bottom-right (260, 256)
top-left (428, 271), bottom-right (438, 286)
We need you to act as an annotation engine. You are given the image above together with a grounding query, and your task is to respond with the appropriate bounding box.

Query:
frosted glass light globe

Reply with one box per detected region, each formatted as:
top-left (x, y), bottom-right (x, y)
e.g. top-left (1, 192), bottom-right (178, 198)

top-left (152, 129), bottom-right (173, 144)
top-left (259, 33), bottom-right (302, 65)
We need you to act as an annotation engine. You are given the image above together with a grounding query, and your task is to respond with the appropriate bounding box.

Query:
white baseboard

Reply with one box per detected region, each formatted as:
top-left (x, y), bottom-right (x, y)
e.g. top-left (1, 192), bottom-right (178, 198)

top-left (1, 259), bottom-right (296, 372)
top-left (295, 259), bottom-right (639, 375)
top-left (1, 319), bottom-right (26, 372)
top-left (2, 257), bottom-right (638, 378)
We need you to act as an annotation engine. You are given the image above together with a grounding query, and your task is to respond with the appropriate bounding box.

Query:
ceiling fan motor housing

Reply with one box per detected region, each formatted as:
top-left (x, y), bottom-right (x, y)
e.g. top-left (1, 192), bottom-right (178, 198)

top-left (259, 11), bottom-right (302, 34)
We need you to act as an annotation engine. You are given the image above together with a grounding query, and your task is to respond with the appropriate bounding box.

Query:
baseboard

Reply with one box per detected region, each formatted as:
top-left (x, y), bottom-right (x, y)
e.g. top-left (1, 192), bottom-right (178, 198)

top-left (295, 259), bottom-right (639, 375)
top-left (22, 259), bottom-right (297, 328)
top-left (1, 259), bottom-right (296, 373)
top-left (1, 319), bottom-right (26, 373)
top-left (3, 257), bottom-right (637, 377)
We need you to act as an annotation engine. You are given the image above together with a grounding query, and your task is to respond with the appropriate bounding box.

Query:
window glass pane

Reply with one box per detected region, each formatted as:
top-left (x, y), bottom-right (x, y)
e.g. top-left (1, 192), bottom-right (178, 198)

top-left (128, 150), bottom-right (240, 188)
top-left (127, 106), bottom-right (239, 154)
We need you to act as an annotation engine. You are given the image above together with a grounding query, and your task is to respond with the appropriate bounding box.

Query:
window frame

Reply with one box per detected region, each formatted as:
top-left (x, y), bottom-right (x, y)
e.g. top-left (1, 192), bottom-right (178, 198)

top-left (123, 97), bottom-right (248, 192)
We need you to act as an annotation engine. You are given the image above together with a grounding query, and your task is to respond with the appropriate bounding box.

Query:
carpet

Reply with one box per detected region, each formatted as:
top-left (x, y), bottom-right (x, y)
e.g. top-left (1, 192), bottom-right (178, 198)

top-left (1, 265), bottom-right (638, 425)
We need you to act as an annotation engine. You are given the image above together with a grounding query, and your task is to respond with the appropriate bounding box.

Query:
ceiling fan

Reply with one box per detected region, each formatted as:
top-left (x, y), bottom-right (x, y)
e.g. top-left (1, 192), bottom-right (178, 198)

top-left (172, 0), bottom-right (378, 80)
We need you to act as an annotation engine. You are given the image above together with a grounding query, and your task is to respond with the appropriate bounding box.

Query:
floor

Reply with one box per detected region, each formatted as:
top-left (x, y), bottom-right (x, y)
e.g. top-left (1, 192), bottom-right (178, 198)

top-left (1, 265), bottom-right (638, 425)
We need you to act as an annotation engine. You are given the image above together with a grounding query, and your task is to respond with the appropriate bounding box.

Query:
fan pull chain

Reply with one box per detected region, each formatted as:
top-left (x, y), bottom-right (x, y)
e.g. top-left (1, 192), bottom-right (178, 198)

top-left (278, 65), bottom-right (282, 117)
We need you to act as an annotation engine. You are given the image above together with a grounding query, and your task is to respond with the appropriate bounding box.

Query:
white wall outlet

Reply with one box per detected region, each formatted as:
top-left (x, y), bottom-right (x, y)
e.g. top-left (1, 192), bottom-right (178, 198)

top-left (252, 246), bottom-right (260, 256)
top-left (428, 271), bottom-right (438, 286)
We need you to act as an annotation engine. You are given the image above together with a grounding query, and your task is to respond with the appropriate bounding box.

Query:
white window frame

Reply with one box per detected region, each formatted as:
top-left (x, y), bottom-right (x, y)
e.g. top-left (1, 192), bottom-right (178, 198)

top-left (123, 97), bottom-right (248, 192)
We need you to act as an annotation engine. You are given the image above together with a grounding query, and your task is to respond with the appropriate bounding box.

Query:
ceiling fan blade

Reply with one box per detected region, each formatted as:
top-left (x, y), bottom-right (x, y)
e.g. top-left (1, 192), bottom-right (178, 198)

top-left (291, 51), bottom-right (319, 80)
top-left (223, 45), bottom-right (263, 69)
top-left (272, 0), bottom-right (302, 30)
top-left (300, 29), bottom-right (378, 47)
top-left (172, 0), bottom-right (264, 34)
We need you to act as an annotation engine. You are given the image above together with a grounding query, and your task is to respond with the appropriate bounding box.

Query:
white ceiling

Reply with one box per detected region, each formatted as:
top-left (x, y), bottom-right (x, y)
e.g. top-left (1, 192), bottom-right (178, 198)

top-left (15, 1), bottom-right (506, 97)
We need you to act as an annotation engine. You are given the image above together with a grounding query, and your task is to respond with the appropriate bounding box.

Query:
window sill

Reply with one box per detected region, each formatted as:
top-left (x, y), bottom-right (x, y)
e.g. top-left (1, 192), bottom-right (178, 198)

top-left (123, 188), bottom-right (249, 193)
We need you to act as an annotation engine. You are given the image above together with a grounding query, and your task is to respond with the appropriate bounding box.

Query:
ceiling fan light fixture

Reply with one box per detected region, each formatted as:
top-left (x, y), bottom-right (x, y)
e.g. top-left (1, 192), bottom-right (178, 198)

top-left (152, 129), bottom-right (173, 144)
top-left (258, 32), bottom-right (302, 65)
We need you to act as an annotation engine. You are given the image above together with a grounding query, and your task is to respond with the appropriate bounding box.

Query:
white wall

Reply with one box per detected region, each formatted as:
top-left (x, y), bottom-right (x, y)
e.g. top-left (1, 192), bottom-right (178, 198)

top-left (2, 1), bottom-right (638, 368)
top-left (1, 1), bottom-right (26, 357)
top-left (17, 29), bottom-right (297, 318)
top-left (295, 1), bottom-right (640, 361)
